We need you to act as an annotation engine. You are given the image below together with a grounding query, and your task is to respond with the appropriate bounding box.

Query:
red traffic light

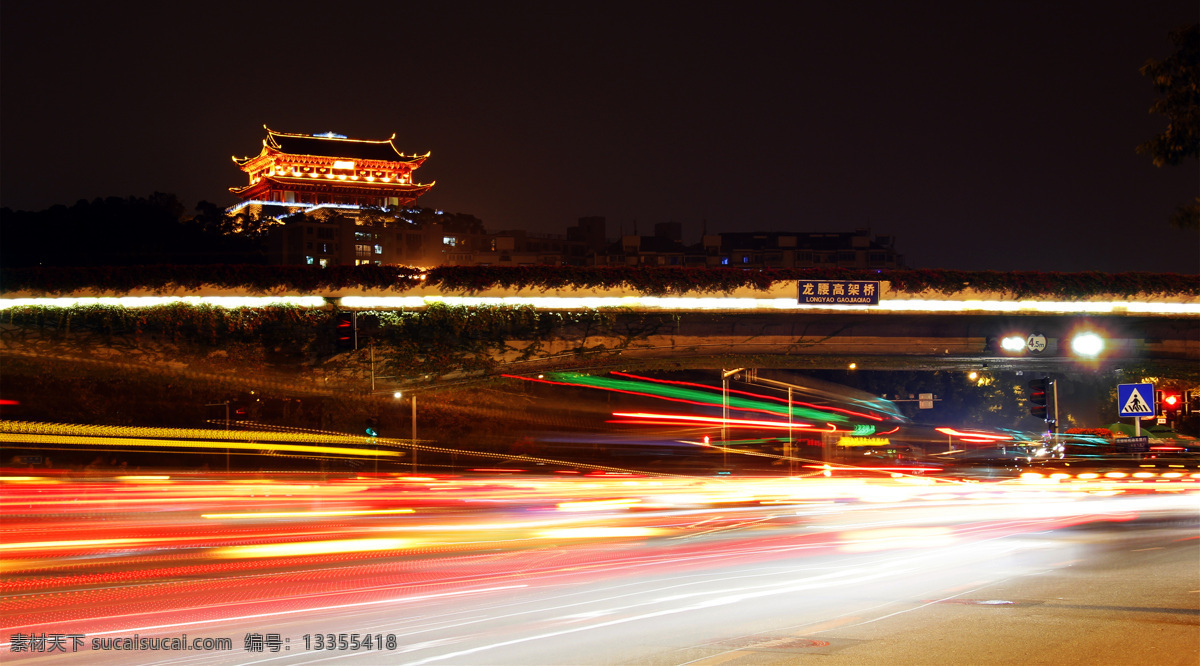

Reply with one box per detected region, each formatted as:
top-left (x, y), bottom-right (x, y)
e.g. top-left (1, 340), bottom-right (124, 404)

top-left (1162, 394), bottom-right (1182, 413)
top-left (1028, 378), bottom-right (1051, 419)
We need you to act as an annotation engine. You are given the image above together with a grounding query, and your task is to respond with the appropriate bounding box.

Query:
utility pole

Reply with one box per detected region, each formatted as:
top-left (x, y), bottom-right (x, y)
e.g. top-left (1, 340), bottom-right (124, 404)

top-left (1052, 378), bottom-right (1061, 453)
top-left (205, 401), bottom-right (232, 473)
top-left (720, 369), bottom-right (744, 470)
top-left (787, 387), bottom-right (794, 476)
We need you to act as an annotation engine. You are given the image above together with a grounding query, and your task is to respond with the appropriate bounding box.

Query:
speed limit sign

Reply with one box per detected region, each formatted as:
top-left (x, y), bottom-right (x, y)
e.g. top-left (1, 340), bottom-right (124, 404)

top-left (1026, 332), bottom-right (1047, 354)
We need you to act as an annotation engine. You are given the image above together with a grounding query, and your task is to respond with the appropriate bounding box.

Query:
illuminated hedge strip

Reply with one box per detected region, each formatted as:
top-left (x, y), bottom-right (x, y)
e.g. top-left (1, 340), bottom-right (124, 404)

top-left (0, 296), bottom-right (326, 310)
top-left (4, 265), bottom-right (1197, 299)
top-left (1, 294), bottom-right (1196, 315)
top-left (343, 295), bottom-right (1200, 314)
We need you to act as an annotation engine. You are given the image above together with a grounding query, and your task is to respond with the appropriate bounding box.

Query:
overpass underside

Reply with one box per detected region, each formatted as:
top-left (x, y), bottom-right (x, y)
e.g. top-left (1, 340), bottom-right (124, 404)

top-left (486, 312), bottom-right (1199, 377)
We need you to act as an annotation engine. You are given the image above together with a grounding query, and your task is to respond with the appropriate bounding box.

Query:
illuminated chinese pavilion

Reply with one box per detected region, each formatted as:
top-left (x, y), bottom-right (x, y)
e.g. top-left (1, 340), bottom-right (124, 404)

top-left (229, 126), bottom-right (434, 215)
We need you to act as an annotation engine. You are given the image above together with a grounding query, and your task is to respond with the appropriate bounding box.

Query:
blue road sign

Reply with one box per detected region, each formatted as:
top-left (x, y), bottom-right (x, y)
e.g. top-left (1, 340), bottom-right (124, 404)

top-left (1118, 383), bottom-right (1155, 417)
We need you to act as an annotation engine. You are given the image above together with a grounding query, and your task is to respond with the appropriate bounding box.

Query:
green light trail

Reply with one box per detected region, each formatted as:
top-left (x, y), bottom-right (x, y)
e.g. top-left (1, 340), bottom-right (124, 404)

top-left (546, 372), bottom-right (849, 423)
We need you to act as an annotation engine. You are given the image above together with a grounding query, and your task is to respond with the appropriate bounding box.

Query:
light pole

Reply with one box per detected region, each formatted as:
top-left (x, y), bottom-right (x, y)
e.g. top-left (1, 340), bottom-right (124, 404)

top-left (205, 401), bottom-right (232, 473)
top-left (787, 386), bottom-right (794, 476)
top-left (395, 391), bottom-right (417, 473)
top-left (720, 369), bottom-right (744, 470)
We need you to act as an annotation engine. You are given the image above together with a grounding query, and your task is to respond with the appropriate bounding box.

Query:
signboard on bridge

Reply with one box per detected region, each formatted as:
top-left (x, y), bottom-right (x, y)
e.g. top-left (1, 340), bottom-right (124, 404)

top-left (797, 280), bottom-right (880, 306)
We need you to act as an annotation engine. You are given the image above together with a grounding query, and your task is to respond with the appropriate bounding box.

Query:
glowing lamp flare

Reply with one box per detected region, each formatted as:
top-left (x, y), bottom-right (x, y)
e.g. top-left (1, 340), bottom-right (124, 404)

top-left (1000, 335), bottom-right (1026, 352)
top-left (1070, 332), bottom-right (1104, 357)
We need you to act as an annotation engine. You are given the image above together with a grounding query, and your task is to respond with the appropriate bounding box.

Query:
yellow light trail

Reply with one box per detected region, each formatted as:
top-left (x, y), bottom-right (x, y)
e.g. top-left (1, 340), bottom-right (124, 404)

top-left (0, 433), bottom-right (399, 458)
top-left (1, 421), bottom-right (400, 447)
top-left (0, 538), bottom-right (149, 551)
top-left (0, 421), bottom-right (674, 477)
top-left (210, 538), bottom-right (415, 559)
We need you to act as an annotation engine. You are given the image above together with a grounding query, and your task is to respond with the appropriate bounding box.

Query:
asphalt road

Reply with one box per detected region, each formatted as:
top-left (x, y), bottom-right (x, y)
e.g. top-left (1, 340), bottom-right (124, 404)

top-left (236, 519), bottom-right (1200, 665)
top-left (3, 477), bottom-right (1197, 665)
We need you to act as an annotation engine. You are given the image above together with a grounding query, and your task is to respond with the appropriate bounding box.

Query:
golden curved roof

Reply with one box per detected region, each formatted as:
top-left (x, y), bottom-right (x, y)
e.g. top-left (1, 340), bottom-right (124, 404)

top-left (260, 125), bottom-right (428, 163)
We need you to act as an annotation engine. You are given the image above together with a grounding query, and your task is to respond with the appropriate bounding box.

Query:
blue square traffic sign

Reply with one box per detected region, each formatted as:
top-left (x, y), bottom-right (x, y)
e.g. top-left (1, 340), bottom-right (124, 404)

top-left (1117, 383), bottom-right (1155, 417)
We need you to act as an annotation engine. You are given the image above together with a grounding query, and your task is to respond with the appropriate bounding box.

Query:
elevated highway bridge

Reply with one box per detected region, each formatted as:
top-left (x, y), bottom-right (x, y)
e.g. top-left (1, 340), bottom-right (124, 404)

top-left (332, 281), bottom-right (1200, 378)
top-left (0, 272), bottom-right (1196, 464)
top-left (1, 276), bottom-right (1197, 389)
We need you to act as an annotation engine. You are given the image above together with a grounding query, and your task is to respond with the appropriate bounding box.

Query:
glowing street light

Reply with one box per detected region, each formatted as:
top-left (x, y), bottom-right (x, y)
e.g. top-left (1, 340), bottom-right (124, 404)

top-left (1000, 335), bottom-right (1026, 352)
top-left (1070, 332), bottom-right (1104, 357)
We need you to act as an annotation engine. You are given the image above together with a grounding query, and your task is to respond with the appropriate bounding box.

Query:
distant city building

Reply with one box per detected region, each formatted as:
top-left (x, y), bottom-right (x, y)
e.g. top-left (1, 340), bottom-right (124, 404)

top-left (595, 227), bottom-right (904, 269)
top-left (267, 211), bottom-right (904, 270)
top-left (230, 126), bottom-right (434, 218)
top-left (704, 230), bottom-right (903, 269)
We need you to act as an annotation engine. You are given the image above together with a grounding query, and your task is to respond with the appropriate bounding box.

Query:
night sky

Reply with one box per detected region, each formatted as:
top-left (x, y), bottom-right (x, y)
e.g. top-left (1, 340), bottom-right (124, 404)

top-left (2, 1), bottom-right (1197, 273)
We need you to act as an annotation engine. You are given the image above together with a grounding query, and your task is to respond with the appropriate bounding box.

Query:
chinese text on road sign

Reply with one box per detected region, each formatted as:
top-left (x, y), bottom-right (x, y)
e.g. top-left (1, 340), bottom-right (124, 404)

top-left (798, 281), bottom-right (880, 305)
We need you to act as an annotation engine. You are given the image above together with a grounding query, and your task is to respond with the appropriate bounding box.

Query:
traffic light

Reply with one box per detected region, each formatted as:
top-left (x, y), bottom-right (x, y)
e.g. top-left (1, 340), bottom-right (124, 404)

top-left (1028, 378), bottom-right (1050, 419)
top-left (1028, 378), bottom-right (1055, 430)
top-left (334, 312), bottom-right (355, 350)
top-left (365, 417), bottom-right (379, 438)
top-left (1161, 392), bottom-right (1182, 416)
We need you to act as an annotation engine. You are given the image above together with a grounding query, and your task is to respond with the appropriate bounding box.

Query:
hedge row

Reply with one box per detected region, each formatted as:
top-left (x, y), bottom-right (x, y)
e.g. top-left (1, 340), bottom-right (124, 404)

top-left (2, 264), bottom-right (1197, 299)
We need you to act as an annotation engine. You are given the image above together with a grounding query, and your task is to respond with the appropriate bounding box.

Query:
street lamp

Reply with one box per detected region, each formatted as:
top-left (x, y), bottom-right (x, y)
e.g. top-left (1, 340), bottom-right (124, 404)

top-left (1000, 335), bottom-right (1026, 352)
top-left (1071, 332), bottom-right (1104, 357)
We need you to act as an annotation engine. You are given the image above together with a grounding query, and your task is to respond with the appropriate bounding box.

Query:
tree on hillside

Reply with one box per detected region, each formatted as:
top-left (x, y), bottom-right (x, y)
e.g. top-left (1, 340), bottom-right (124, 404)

top-left (1138, 24), bottom-right (1200, 231)
top-left (0, 195), bottom-right (270, 267)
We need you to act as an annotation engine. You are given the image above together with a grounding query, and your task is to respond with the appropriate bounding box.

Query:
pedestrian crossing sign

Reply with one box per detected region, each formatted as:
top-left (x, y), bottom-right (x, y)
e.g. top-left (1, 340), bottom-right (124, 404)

top-left (1118, 383), bottom-right (1155, 417)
